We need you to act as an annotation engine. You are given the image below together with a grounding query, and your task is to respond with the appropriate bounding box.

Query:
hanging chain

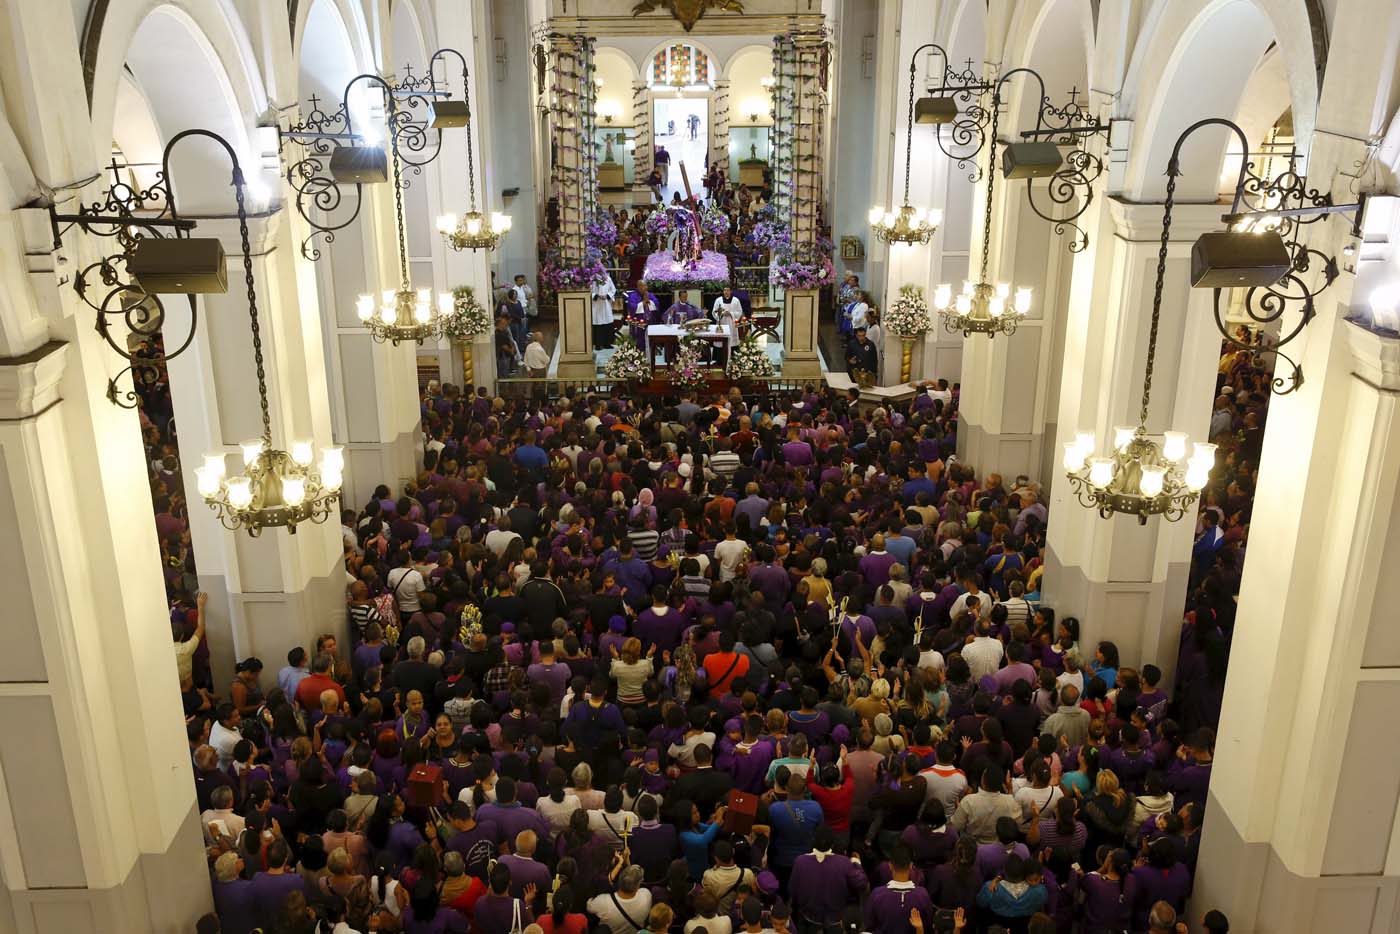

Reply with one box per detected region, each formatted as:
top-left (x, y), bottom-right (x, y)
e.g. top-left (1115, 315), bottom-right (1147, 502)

top-left (389, 105), bottom-right (410, 285)
top-left (1140, 162), bottom-right (1178, 428)
top-left (903, 62), bottom-right (916, 206)
top-left (462, 64), bottom-right (478, 211)
top-left (980, 89), bottom-right (1000, 283)
top-left (232, 169), bottom-right (272, 444)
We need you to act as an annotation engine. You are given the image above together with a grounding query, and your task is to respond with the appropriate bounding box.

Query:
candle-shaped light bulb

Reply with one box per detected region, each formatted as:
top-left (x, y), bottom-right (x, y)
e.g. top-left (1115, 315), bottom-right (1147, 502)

top-left (290, 440), bottom-right (314, 467)
top-left (1063, 441), bottom-right (1087, 473)
top-left (868, 206), bottom-right (885, 225)
top-left (933, 284), bottom-right (952, 309)
top-left (436, 213), bottom-right (457, 234)
top-left (988, 297), bottom-right (1005, 318)
top-left (1113, 426), bottom-right (1137, 451)
top-left (1087, 457), bottom-right (1114, 490)
top-left (240, 439), bottom-right (265, 466)
top-left (356, 294), bottom-right (375, 321)
top-left (955, 294), bottom-right (972, 315)
top-left (1014, 288), bottom-right (1032, 315)
top-left (1139, 465), bottom-right (1167, 497)
top-left (195, 464), bottom-right (221, 497)
top-left (226, 477), bottom-right (253, 508)
top-left (995, 282), bottom-right (1011, 299)
top-left (1162, 431), bottom-right (1188, 462)
top-left (202, 454), bottom-right (226, 480)
top-left (281, 477), bottom-right (306, 507)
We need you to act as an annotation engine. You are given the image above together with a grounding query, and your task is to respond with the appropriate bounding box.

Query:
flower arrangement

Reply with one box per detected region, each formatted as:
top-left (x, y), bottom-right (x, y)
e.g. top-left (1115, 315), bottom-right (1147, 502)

top-left (642, 250), bottom-right (731, 293)
top-left (644, 207), bottom-right (683, 238)
top-left (886, 284), bottom-right (932, 338)
top-left (700, 203), bottom-right (731, 238)
top-left (439, 286), bottom-right (491, 341)
top-left (772, 240), bottom-right (835, 290)
top-left (727, 333), bottom-right (775, 379)
top-left (749, 218), bottom-right (791, 252)
top-left (671, 334), bottom-right (710, 393)
top-left (604, 332), bottom-right (650, 381)
top-left (540, 245), bottom-right (608, 292)
top-left (585, 211), bottom-right (618, 250)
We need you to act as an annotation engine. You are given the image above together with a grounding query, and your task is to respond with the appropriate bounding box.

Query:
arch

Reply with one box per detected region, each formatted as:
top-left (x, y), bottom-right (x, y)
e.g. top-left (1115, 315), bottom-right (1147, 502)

top-left (294, 0), bottom-right (374, 97)
top-left (595, 45), bottom-right (643, 85)
top-left (639, 38), bottom-right (721, 88)
top-left (292, 0), bottom-right (374, 76)
top-left (389, 0), bottom-right (432, 74)
top-left (720, 43), bottom-right (774, 81)
top-left (88, 3), bottom-right (266, 216)
top-left (1119, 0), bottom-right (1319, 201)
top-left (945, 0), bottom-right (988, 71)
top-left (1002, 0), bottom-right (1094, 131)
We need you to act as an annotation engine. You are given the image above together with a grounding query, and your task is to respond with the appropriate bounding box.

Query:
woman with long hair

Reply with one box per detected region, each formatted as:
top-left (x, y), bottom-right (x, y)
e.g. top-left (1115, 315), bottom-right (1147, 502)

top-left (538, 766), bottom-right (582, 835)
top-left (538, 882), bottom-right (588, 933)
top-left (927, 835), bottom-right (982, 914)
top-left (1083, 768), bottom-right (1134, 855)
top-left (1080, 847), bottom-right (1133, 934)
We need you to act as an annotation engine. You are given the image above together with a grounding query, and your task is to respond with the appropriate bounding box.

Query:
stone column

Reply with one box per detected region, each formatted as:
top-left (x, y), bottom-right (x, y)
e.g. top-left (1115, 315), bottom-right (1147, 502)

top-left (789, 33), bottom-right (828, 250)
top-left (163, 211), bottom-right (346, 686)
top-left (631, 79), bottom-right (652, 191)
top-left (710, 78), bottom-right (732, 172)
top-left (0, 212), bottom-right (210, 932)
top-left (1040, 198), bottom-right (1223, 686)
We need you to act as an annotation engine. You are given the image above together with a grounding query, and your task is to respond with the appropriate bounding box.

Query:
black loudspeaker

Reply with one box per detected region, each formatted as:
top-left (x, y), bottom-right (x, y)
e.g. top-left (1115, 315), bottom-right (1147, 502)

top-left (429, 100), bottom-right (470, 128)
top-left (329, 146), bottom-right (389, 184)
top-left (915, 96), bottom-right (958, 125)
top-left (127, 238), bottom-right (228, 294)
top-left (1189, 231), bottom-right (1292, 288)
top-left (1001, 142), bottom-right (1064, 179)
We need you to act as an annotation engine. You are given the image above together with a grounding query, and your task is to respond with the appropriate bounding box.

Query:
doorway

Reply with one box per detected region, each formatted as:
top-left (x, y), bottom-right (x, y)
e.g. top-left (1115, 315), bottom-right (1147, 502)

top-left (652, 96), bottom-right (709, 203)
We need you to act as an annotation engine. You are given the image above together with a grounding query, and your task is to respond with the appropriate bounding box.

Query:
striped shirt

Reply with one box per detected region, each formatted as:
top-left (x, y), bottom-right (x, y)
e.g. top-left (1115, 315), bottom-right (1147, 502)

top-left (998, 597), bottom-right (1033, 629)
top-left (709, 451), bottom-right (740, 482)
top-left (628, 528), bottom-right (660, 561)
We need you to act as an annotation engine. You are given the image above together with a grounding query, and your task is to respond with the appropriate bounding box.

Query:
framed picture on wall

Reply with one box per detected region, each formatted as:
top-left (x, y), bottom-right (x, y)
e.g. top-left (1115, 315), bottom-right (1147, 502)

top-left (840, 236), bottom-right (865, 261)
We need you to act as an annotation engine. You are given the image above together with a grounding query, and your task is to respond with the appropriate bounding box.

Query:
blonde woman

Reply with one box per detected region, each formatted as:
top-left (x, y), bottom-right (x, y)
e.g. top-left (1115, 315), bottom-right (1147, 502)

top-left (852, 677), bottom-right (892, 723)
top-left (1083, 768), bottom-right (1134, 853)
top-left (610, 636), bottom-right (655, 706)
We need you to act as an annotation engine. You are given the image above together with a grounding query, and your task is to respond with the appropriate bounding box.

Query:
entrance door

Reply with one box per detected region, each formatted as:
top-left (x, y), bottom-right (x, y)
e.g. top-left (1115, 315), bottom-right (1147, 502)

top-left (652, 95), bottom-right (710, 203)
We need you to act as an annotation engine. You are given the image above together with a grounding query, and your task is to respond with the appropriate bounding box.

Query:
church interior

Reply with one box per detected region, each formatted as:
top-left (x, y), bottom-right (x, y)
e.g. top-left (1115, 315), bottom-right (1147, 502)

top-left (2, 0), bottom-right (1400, 931)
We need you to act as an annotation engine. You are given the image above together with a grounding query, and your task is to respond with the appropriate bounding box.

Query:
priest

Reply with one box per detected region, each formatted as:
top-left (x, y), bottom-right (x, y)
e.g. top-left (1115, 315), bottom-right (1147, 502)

top-left (663, 288), bottom-right (704, 325)
top-left (712, 285), bottom-right (744, 329)
top-left (625, 280), bottom-right (659, 343)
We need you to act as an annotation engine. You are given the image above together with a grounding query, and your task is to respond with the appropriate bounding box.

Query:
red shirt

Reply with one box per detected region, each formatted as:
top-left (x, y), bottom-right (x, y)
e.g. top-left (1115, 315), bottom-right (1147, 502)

top-left (703, 651), bottom-right (750, 695)
top-left (808, 765), bottom-right (855, 831)
top-left (537, 914), bottom-right (589, 934)
top-left (294, 673), bottom-right (346, 711)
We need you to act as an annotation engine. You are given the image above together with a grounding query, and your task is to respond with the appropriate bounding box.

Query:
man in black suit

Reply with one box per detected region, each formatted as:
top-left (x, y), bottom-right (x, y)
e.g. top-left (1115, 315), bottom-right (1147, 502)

top-left (671, 743), bottom-right (733, 814)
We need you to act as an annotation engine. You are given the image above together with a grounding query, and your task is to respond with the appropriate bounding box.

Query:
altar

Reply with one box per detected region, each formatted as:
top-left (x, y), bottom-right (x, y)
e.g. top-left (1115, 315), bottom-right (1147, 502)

top-left (645, 323), bottom-right (736, 368)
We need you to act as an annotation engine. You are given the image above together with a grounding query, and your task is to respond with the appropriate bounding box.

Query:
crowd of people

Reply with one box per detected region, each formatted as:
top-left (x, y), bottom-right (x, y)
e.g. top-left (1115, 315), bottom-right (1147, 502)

top-left (174, 374), bottom-right (1248, 934)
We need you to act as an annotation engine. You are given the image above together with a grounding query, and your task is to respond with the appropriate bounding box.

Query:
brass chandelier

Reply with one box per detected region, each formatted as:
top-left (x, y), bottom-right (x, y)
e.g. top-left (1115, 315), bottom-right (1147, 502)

top-left (176, 131), bottom-right (343, 535)
top-left (434, 49), bottom-right (511, 252)
top-left (869, 44), bottom-right (951, 246)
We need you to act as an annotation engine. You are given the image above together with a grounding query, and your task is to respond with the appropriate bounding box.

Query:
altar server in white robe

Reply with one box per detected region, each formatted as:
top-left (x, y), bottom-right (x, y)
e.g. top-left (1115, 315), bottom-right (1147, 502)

top-left (591, 273), bottom-right (617, 349)
top-left (712, 286), bottom-right (744, 329)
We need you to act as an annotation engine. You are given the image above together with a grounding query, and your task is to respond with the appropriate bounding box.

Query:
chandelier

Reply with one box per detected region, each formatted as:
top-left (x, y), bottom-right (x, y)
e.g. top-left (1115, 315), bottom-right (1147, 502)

top-left (1062, 136), bottom-right (1215, 524)
top-left (436, 53), bottom-right (511, 252)
top-left (935, 89), bottom-right (1031, 337)
top-left (869, 45), bottom-right (948, 246)
top-left (350, 75), bottom-right (450, 343)
top-left (190, 134), bottom-right (343, 535)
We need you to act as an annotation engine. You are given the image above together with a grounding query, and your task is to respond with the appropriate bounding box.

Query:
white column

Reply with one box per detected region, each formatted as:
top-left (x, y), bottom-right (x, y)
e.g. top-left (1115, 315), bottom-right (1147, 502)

top-left (0, 209), bottom-right (209, 932)
top-left (164, 212), bottom-right (346, 686)
top-left (783, 288), bottom-right (822, 378)
top-left (1040, 198), bottom-right (1222, 686)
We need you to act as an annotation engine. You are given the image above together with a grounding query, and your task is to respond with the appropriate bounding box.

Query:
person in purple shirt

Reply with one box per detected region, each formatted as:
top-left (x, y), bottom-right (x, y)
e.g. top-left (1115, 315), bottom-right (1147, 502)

top-left (211, 852), bottom-right (258, 934)
top-left (635, 587), bottom-right (686, 654)
top-left (975, 817), bottom-right (1031, 879)
top-left (720, 716), bottom-right (775, 793)
top-left (474, 863), bottom-right (536, 932)
top-left (608, 539), bottom-right (653, 609)
top-left (748, 544), bottom-right (791, 610)
top-left (788, 825), bottom-right (870, 928)
top-left (864, 843), bottom-right (934, 934)
top-left (1164, 727), bottom-right (1214, 810)
top-left (1129, 838), bottom-right (1191, 930)
top-left (247, 840), bottom-right (305, 930)
top-left (526, 642), bottom-right (573, 710)
top-left (401, 877), bottom-right (469, 933)
top-left (565, 677), bottom-right (628, 753)
top-left (1080, 848), bottom-right (1134, 934)
top-left (858, 535), bottom-right (898, 589)
top-left (499, 830), bottom-right (553, 907)
top-left (475, 777), bottom-right (551, 849)
top-left (444, 800), bottom-right (501, 859)
top-left (629, 794), bottom-right (680, 883)
top-left (735, 483), bottom-right (770, 529)
top-left (992, 642), bottom-right (1038, 695)
top-left (1105, 724), bottom-right (1156, 794)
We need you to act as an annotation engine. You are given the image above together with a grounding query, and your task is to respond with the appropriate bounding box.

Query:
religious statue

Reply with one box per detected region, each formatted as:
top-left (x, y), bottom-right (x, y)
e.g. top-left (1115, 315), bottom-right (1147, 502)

top-left (630, 0), bottom-right (746, 32)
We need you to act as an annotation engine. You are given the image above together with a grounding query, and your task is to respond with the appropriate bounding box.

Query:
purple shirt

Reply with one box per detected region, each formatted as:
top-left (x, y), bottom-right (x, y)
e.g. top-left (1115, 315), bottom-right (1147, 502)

top-left (720, 740), bottom-right (774, 794)
top-left (475, 802), bottom-right (551, 848)
top-left (1080, 871), bottom-right (1132, 933)
top-left (1129, 863), bottom-right (1191, 929)
top-left (635, 606), bottom-right (685, 653)
top-left (865, 881), bottom-right (934, 934)
top-left (248, 872), bottom-right (305, 929)
top-left (789, 852), bottom-right (870, 924)
top-left (212, 879), bottom-right (258, 934)
top-left (975, 841), bottom-right (1030, 879)
top-left (782, 440), bottom-right (815, 466)
top-left (499, 853), bottom-right (552, 899)
top-left (858, 551), bottom-right (898, 589)
top-left (526, 660), bottom-right (572, 707)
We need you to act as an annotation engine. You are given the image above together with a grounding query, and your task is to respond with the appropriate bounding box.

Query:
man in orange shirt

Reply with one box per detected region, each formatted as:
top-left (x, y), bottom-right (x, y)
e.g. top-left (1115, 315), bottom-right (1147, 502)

top-left (702, 630), bottom-right (750, 695)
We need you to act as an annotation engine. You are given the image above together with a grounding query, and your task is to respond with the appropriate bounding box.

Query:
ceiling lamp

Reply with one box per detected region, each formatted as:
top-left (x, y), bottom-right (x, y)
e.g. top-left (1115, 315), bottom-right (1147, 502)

top-left (1063, 128), bottom-right (1219, 524)
top-left (934, 91), bottom-right (1031, 337)
top-left (180, 131), bottom-right (343, 535)
top-left (870, 44), bottom-right (953, 246)
top-left (436, 56), bottom-right (510, 253)
top-left (347, 75), bottom-right (450, 343)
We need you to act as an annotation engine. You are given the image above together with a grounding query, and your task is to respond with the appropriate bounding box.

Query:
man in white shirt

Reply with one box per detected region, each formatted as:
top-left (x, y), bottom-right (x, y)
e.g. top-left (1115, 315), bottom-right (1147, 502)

top-left (926, 378), bottom-right (953, 407)
top-left (201, 785), bottom-right (246, 844)
top-left (591, 273), bottom-right (617, 348)
top-left (961, 620), bottom-right (1005, 682)
top-left (524, 333), bottom-right (550, 376)
top-left (512, 274), bottom-right (534, 318)
top-left (385, 552), bottom-right (426, 617)
top-left (714, 526), bottom-right (748, 582)
top-left (588, 864), bottom-right (652, 934)
top-left (711, 286), bottom-right (744, 326)
top-left (484, 516), bottom-right (523, 557)
top-left (949, 573), bottom-right (993, 622)
top-left (920, 742), bottom-right (968, 815)
top-left (208, 703), bottom-right (243, 770)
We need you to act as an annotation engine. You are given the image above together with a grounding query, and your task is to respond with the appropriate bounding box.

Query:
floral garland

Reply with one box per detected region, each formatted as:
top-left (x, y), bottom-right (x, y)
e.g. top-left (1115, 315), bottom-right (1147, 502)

top-left (726, 333), bottom-right (775, 379)
top-left (439, 286), bottom-right (491, 341)
top-left (886, 284), bottom-right (932, 338)
top-left (603, 332), bottom-right (650, 381)
top-left (671, 334), bottom-right (710, 393)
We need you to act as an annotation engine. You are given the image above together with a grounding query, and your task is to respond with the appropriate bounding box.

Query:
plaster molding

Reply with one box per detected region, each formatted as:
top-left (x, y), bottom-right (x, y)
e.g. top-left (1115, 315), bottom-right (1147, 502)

top-left (1108, 197), bottom-right (1222, 243)
top-left (0, 342), bottom-right (68, 421)
top-left (1344, 316), bottom-right (1400, 392)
